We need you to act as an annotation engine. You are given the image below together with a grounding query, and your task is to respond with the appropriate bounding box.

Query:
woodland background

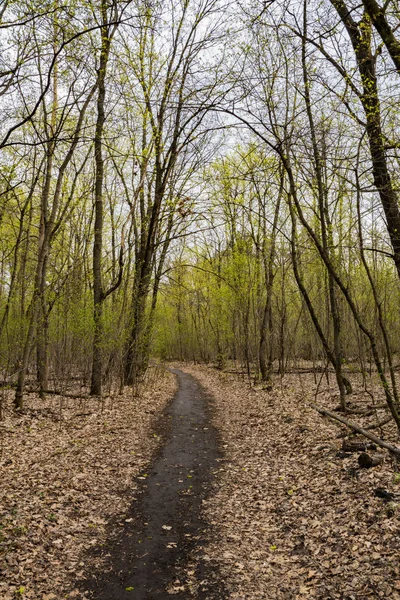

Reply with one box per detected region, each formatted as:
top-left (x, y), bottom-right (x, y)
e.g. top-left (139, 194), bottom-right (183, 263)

top-left (1, 0), bottom-right (400, 429)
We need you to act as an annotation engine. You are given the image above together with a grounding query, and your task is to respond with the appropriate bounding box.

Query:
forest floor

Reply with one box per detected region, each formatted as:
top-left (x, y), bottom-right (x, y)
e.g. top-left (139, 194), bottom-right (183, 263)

top-left (2, 363), bottom-right (400, 599)
top-left (0, 368), bottom-right (176, 600)
top-left (176, 364), bottom-right (400, 600)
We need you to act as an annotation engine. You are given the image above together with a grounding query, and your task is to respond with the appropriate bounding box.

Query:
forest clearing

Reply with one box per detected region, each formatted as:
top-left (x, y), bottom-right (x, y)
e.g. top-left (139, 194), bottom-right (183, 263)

top-left (3, 0), bottom-right (400, 597)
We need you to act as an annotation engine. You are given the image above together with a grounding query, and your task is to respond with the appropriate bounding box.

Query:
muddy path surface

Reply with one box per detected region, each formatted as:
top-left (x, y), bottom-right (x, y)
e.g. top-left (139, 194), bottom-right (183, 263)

top-left (82, 368), bottom-right (225, 600)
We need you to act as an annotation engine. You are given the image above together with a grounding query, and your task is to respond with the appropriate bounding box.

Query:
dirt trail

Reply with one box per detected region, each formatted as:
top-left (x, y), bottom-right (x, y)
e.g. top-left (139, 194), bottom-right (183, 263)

top-left (82, 368), bottom-right (224, 599)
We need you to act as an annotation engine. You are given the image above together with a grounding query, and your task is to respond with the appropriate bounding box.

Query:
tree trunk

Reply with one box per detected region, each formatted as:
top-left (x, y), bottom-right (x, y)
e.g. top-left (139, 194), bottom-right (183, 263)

top-left (283, 151), bottom-right (400, 431)
top-left (330, 0), bottom-right (400, 282)
top-left (361, 0), bottom-right (400, 73)
top-left (14, 142), bottom-right (53, 408)
top-left (259, 169), bottom-right (282, 383)
top-left (302, 2), bottom-right (348, 409)
top-left (259, 286), bottom-right (273, 382)
top-left (90, 1), bottom-right (111, 396)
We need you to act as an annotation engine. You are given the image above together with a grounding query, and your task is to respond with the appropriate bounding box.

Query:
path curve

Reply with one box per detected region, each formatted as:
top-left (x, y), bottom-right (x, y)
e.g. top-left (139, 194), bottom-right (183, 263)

top-left (82, 368), bottom-right (225, 599)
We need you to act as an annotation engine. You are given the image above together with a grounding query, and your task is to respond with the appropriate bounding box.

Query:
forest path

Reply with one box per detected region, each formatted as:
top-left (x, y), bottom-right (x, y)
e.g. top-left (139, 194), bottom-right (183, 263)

top-left (83, 368), bottom-right (225, 599)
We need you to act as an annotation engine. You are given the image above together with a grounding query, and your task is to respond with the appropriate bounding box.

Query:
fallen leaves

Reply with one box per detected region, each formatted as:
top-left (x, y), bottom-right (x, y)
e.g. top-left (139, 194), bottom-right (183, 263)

top-left (4, 363), bottom-right (400, 599)
top-left (180, 365), bottom-right (400, 599)
top-left (0, 371), bottom-right (176, 599)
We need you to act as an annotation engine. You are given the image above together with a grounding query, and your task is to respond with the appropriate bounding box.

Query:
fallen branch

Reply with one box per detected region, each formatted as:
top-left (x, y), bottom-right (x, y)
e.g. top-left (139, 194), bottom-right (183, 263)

top-left (363, 416), bottom-right (393, 430)
top-left (336, 416), bottom-right (393, 438)
top-left (310, 402), bottom-right (400, 457)
top-left (345, 408), bottom-right (376, 417)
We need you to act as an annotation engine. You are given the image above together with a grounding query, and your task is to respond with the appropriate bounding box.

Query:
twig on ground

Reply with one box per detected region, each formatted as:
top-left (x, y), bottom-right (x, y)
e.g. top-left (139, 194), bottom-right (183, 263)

top-left (310, 402), bottom-right (400, 457)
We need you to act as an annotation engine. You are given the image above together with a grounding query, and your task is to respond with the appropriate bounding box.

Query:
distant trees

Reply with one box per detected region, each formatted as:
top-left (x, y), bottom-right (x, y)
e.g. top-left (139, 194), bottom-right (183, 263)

top-left (155, 0), bottom-right (400, 432)
top-left (2, 0), bottom-right (400, 431)
top-left (0, 0), bottom-right (229, 406)
top-left (118, 0), bottom-right (229, 387)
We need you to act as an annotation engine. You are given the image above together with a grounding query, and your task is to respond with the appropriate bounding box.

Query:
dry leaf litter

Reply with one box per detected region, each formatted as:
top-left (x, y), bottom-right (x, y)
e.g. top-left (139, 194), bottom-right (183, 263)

top-left (0, 369), bottom-right (176, 599)
top-left (178, 365), bottom-right (400, 600)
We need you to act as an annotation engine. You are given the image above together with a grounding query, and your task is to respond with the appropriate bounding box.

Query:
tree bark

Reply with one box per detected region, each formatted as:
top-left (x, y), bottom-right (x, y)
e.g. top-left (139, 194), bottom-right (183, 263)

top-left (330, 0), bottom-right (400, 281)
top-left (91, 1), bottom-right (112, 396)
top-left (302, 2), bottom-right (348, 408)
top-left (361, 0), bottom-right (400, 73)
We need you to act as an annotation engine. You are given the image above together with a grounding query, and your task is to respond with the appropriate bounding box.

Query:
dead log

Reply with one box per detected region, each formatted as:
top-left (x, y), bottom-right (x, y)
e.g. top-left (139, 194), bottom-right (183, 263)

top-left (310, 402), bottom-right (400, 458)
top-left (342, 439), bottom-right (377, 452)
top-left (358, 452), bottom-right (384, 468)
top-left (0, 381), bottom-right (17, 388)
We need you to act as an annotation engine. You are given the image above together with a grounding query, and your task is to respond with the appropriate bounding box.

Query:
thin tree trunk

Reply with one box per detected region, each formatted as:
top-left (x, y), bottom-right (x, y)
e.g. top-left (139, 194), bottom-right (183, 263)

top-left (259, 168), bottom-right (283, 383)
top-left (282, 150), bottom-right (400, 431)
top-left (91, 1), bottom-right (111, 396)
top-left (302, 2), bottom-right (348, 408)
top-left (15, 138), bottom-right (54, 408)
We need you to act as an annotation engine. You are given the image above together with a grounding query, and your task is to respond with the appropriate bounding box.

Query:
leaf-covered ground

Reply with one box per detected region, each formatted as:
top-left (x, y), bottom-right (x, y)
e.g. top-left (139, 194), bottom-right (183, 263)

top-left (179, 365), bottom-right (400, 600)
top-left (3, 364), bottom-right (400, 599)
top-left (0, 370), bottom-right (176, 600)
